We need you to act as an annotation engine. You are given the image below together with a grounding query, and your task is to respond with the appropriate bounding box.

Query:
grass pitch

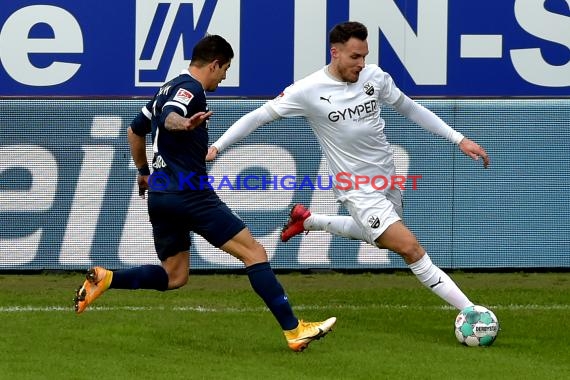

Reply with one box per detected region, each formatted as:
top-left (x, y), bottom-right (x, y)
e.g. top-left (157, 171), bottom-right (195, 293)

top-left (0, 271), bottom-right (569, 380)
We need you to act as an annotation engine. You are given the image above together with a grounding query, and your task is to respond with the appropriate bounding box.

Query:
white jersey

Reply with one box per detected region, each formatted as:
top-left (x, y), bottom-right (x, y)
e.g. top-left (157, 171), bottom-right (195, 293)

top-left (265, 64), bottom-right (402, 200)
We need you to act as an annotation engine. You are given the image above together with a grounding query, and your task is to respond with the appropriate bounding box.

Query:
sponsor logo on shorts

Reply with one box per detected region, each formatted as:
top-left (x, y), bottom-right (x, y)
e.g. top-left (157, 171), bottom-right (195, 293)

top-left (368, 215), bottom-right (381, 229)
top-left (152, 155), bottom-right (167, 169)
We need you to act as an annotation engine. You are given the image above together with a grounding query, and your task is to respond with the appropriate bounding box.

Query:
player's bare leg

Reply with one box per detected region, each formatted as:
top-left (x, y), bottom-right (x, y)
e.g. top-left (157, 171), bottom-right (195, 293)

top-left (376, 221), bottom-right (473, 310)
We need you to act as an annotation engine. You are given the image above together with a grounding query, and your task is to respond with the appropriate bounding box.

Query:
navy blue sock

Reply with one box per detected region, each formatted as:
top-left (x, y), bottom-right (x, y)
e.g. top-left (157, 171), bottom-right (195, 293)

top-left (110, 265), bottom-right (169, 291)
top-left (245, 262), bottom-right (298, 330)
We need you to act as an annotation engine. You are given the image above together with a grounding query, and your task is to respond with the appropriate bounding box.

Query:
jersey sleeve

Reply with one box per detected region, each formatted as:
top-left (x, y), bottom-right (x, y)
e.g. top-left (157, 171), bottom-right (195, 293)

top-left (265, 82), bottom-right (308, 118)
top-left (372, 65), bottom-right (402, 105)
top-left (160, 83), bottom-right (203, 124)
top-left (130, 99), bottom-right (153, 136)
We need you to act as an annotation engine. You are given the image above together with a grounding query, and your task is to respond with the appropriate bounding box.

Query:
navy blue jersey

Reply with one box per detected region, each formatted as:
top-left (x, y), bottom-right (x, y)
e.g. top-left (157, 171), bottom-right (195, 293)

top-left (132, 69), bottom-right (211, 193)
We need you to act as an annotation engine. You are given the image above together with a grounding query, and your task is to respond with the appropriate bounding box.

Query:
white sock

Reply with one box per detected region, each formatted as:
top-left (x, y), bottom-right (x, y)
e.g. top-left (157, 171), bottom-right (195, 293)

top-left (408, 253), bottom-right (473, 310)
top-left (304, 214), bottom-right (369, 242)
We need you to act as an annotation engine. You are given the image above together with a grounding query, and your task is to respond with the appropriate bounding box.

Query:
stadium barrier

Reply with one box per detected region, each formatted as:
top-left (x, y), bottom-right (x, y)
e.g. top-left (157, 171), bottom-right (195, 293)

top-left (1, 99), bottom-right (569, 270)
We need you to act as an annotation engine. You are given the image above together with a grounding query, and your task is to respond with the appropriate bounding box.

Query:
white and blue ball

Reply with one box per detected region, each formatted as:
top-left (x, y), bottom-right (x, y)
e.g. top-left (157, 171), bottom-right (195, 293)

top-left (454, 305), bottom-right (499, 347)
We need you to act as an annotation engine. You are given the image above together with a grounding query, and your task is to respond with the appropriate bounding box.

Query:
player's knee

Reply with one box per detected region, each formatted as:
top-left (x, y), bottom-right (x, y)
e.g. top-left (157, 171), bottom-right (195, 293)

top-left (253, 241), bottom-right (268, 259)
top-left (240, 241), bottom-right (268, 266)
top-left (397, 241), bottom-right (424, 263)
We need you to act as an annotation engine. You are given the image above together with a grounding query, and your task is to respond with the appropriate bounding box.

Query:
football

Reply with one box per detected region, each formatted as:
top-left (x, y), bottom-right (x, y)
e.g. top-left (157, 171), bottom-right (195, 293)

top-left (454, 305), bottom-right (499, 347)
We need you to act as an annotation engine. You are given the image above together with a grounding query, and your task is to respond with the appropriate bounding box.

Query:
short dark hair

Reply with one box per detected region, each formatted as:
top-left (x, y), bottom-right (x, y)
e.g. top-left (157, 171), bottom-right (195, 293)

top-left (329, 21), bottom-right (368, 44)
top-left (190, 35), bottom-right (234, 67)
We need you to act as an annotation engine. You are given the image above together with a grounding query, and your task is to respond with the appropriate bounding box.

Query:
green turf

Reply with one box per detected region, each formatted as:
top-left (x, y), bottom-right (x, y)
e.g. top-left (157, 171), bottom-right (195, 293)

top-left (0, 272), bottom-right (569, 380)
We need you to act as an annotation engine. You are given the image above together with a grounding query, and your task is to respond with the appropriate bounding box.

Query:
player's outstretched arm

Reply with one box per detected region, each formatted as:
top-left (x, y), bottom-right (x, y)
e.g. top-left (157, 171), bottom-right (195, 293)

top-left (458, 137), bottom-right (490, 168)
top-left (210, 105), bottom-right (280, 157)
top-left (165, 111), bottom-right (213, 131)
top-left (393, 94), bottom-right (464, 144)
top-left (392, 95), bottom-right (489, 168)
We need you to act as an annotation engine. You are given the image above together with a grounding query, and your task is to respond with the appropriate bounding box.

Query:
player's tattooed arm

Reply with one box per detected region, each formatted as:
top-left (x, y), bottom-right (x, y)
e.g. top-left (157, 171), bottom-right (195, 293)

top-left (164, 111), bottom-right (212, 132)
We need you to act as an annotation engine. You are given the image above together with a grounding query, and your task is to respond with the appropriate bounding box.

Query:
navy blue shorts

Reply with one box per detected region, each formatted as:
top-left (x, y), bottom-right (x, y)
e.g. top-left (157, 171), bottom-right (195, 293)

top-left (147, 190), bottom-right (246, 261)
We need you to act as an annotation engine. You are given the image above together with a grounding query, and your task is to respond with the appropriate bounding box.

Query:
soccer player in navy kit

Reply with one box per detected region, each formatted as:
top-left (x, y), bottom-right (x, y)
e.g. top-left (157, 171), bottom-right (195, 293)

top-left (74, 35), bottom-right (335, 352)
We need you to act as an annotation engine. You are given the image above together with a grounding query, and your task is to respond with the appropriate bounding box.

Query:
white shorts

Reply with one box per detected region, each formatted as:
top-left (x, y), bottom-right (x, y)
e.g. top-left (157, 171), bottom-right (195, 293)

top-left (341, 188), bottom-right (403, 245)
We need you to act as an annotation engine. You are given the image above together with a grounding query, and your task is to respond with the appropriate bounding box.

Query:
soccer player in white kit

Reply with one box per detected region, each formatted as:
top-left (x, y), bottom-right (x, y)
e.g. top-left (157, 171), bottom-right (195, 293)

top-left (207, 21), bottom-right (490, 311)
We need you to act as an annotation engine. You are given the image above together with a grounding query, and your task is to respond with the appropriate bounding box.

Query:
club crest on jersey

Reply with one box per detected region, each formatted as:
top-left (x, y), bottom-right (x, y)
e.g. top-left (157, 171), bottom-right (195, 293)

top-left (368, 215), bottom-right (381, 229)
top-left (363, 81), bottom-right (374, 96)
top-left (173, 88), bottom-right (194, 105)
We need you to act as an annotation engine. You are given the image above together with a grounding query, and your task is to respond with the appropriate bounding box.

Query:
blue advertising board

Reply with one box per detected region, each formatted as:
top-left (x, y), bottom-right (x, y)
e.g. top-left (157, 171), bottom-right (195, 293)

top-left (1, 99), bottom-right (569, 270)
top-left (1, 0), bottom-right (569, 97)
